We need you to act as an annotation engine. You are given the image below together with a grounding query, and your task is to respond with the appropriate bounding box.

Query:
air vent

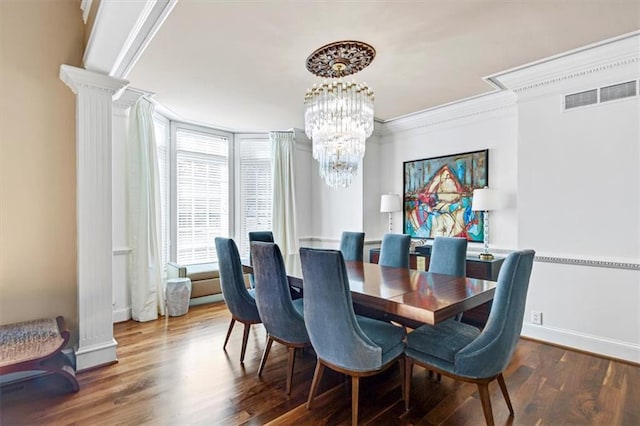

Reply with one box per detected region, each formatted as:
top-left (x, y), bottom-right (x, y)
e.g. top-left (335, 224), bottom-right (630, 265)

top-left (564, 80), bottom-right (638, 111)
top-left (565, 89), bottom-right (597, 109)
top-left (600, 81), bottom-right (637, 102)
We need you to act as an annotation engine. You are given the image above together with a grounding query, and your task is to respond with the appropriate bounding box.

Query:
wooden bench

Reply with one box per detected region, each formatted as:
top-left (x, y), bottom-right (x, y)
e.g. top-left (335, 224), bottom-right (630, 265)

top-left (0, 316), bottom-right (79, 392)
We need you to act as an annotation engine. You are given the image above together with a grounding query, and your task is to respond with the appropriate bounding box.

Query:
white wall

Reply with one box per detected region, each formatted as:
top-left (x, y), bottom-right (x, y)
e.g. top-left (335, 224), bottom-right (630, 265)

top-left (293, 129), bottom-right (313, 241)
top-left (500, 35), bottom-right (640, 362)
top-left (112, 92), bottom-right (136, 323)
top-left (362, 131), bottom-right (384, 241)
top-left (379, 92), bottom-right (519, 251)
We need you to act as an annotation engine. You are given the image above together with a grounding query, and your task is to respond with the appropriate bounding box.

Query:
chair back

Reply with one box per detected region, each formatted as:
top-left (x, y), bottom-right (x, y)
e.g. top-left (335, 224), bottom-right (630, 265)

top-left (300, 248), bottom-right (382, 371)
top-left (429, 236), bottom-right (467, 276)
top-left (379, 233), bottom-right (411, 268)
top-left (454, 250), bottom-right (535, 378)
top-left (214, 237), bottom-right (261, 323)
top-left (248, 231), bottom-right (274, 287)
top-left (248, 231), bottom-right (274, 244)
top-left (339, 231), bottom-right (365, 262)
top-left (251, 242), bottom-right (308, 344)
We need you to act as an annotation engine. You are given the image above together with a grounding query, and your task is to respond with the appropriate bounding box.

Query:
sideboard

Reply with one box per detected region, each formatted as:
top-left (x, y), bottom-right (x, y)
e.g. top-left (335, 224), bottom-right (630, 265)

top-left (368, 248), bottom-right (505, 327)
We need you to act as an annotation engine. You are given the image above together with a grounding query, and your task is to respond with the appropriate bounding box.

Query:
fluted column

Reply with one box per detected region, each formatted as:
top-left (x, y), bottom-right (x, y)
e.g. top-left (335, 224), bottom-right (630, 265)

top-left (60, 65), bottom-right (128, 371)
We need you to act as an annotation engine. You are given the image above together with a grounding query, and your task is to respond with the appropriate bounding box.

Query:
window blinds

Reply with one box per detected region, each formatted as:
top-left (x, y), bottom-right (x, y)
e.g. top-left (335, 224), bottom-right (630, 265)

top-left (175, 128), bottom-right (229, 265)
top-left (238, 136), bottom-right (272, 258)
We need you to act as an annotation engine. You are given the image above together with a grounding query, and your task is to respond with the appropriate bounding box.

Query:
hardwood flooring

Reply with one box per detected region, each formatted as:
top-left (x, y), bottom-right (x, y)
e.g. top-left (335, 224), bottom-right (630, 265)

top-left (1, 302), bottom-right (638, 425)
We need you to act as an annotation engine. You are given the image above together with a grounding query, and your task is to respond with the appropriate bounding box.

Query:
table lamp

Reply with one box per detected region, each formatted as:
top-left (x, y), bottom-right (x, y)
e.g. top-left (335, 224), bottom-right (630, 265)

top-left (380, 194), bottom-right (401, 233)
top-left (471, 187), bottom-right (499, 260)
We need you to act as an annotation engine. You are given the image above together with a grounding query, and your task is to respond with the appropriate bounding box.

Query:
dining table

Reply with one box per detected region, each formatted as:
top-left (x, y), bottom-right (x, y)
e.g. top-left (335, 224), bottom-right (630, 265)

top-left (245, 254), bottom-right (497, 327)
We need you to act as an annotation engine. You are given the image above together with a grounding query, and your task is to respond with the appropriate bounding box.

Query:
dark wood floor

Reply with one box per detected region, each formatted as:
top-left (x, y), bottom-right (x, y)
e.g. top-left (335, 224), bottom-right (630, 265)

top-left (1, 302), bottom-right (638, 425)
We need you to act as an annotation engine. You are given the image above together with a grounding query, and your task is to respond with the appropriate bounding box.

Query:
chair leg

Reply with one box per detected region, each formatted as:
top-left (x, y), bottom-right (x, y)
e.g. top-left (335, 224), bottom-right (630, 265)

top-left (477, 382), bottom-right (495, 426)
top-left (497, 373), bottom-right (514, 416)
top-left (351, 375), bottom-right (360, 426)
top-left (307, 360), bottom-right (325, 410)
top-left (240, 322), bottom-right (251, 363)
top-left (257, 335), bottom-right (274, 377)
top-left (405, 357), bottom-right (413, 411)
top-left (223, 318), bottom-right (236, 351)
top-left (285, 346), bottom-right (297, 395)
top-left (398, 356), bottom-right (406, 403)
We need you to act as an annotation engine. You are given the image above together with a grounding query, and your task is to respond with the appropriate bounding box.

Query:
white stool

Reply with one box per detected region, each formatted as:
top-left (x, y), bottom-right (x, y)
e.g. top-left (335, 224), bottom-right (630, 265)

top-left (166, 278), bottom-right (192, 316)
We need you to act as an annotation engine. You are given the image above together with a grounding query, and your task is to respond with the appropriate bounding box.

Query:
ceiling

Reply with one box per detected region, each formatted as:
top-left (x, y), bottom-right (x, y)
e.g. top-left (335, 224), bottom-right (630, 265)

top-left (127, 1), bottom-right (640, 132)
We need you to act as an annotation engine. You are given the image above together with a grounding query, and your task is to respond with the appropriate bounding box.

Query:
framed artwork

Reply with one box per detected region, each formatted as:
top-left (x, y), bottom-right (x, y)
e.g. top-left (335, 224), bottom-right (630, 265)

top-left (403, 149), bottom-right (488, 242)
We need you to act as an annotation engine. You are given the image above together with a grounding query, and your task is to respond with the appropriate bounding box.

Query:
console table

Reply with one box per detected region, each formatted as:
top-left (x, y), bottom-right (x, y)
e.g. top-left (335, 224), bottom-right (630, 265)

top-left (369, 248), bottom-right (505, 327)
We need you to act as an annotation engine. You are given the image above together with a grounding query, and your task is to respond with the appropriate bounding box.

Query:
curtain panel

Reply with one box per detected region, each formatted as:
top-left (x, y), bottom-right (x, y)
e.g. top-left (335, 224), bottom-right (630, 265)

top-left (127, 98), bottom-right (165, 321)
top-left (270, 131), bottom-right (299, 255)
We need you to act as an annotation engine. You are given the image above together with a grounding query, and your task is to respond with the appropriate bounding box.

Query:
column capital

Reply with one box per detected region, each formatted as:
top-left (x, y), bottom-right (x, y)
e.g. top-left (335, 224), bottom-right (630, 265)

top-left (114, 87), bottom-right (155, 111)
top-left (59, 64), bottom-right (129, 97)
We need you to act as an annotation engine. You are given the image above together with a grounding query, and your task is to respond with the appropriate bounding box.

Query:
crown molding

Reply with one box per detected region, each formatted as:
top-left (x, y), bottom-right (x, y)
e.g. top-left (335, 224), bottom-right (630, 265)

top-left (486, 31), bottom-right (640, 94)
top-left (84, 0), bottom-right (177, 78)
top-left (380, 90), bottom-right (516, 135)
top-left (59, 65), bottom-right (129, 97)
top-left (113, 87), bottom-right (155, 110)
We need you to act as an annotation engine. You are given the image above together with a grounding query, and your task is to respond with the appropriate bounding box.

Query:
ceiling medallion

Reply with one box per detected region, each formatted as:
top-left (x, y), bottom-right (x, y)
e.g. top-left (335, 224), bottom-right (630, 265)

top-left (303, 41), bottom-right (376, 189)
top-left (306, 40), bottom-right (376, 79)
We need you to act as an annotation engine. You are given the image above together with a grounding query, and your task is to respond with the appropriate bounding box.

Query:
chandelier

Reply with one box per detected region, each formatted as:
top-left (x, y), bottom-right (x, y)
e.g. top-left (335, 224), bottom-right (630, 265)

top-left (304, 41), bottom-right (375, 188)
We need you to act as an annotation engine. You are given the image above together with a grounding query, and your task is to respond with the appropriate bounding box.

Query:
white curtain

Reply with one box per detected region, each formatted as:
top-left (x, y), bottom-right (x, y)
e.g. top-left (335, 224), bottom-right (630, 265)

top-left (270, 131), bottom-right (299, 255)
top-left (127, 98), bottom-right (165, 321)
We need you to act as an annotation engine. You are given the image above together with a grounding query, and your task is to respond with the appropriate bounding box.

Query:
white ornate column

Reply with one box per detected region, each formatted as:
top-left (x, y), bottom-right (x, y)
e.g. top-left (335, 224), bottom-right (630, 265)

top-left (60, 65), bottom-right (128, 371)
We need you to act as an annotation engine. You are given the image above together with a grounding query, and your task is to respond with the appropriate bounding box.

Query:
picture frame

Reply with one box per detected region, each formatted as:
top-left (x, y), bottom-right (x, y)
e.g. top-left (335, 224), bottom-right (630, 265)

top-left (403, 149), bottom-right (488, 242)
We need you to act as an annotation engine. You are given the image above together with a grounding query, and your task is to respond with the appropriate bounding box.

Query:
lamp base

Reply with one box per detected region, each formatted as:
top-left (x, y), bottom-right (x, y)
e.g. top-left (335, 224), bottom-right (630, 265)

top-left (478, 252), bottom-right (494, 261)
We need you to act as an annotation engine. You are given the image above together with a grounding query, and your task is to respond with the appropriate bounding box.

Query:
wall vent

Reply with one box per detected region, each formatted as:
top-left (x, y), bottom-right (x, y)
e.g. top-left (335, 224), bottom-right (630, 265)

top-left (600, 81), bottom-right (637, 102)
top-left (565, 89), bottom-right (597, 109)
top-left (564, 80), bottom-right (638, 111)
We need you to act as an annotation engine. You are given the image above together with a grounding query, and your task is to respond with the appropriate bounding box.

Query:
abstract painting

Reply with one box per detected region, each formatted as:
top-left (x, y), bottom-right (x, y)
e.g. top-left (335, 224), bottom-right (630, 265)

top-left (403, 149), bottom-right (488, 241)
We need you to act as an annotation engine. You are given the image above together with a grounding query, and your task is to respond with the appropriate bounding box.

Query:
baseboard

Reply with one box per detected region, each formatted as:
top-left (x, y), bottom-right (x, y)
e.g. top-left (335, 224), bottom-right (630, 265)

top-left (113, 306), bottom-right (131, 323)
top-left (75, 339), bottom-right (118, 371)
top-left (521, 323), bottom-right (640, 364)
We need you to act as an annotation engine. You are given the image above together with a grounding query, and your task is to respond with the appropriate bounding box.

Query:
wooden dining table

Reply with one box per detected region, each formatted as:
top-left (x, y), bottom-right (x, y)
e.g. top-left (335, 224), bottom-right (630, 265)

top-left (246, 254), bottom-right (497, 327)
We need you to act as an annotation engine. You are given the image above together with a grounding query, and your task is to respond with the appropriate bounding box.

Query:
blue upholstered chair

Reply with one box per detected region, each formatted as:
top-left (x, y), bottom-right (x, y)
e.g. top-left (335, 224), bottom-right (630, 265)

top-left (214, 237), bottom-right (262, 363)
top-left (248, 231), bottom-right (274, 287)
top-left (251, 241), bottom-right (311, 395)
top-left (429, 236), bottom-right (467, 276)
top-left (300, 247), bottom-right (406, 426)
top-left (429, 236), bottom-right (468, 322)
top-left (339, 231), bottom-right (365, 262)
top-left (379, 233), bottom-right (411, 268)
top-left (404, 250), bottom-right (535, 425)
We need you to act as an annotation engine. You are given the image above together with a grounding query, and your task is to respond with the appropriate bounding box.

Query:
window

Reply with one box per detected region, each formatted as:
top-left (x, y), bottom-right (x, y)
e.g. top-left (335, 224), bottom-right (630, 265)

top-left (237, 135), bottom-right (272, 257)
top-left (174, 125), bottom-right (231, 265)
top-left (154, 119), bottom-right (272, 267)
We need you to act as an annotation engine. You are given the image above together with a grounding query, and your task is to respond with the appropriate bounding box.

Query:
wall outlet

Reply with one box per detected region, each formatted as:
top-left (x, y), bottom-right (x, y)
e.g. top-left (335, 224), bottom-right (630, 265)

top-left (531, 310), bottom-right (542, 325)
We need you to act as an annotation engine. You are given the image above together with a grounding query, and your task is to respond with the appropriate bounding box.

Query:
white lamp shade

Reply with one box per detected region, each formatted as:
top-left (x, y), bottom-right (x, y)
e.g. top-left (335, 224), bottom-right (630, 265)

top-left (380, 194), bottom-right (401, 213)
top-left (471, 187), bottom-right (499, 211)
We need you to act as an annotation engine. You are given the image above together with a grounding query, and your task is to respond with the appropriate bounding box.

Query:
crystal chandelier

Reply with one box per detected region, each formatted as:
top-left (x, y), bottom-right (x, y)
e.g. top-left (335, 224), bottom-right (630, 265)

top-left (304, 41), bottom-right (375, 188)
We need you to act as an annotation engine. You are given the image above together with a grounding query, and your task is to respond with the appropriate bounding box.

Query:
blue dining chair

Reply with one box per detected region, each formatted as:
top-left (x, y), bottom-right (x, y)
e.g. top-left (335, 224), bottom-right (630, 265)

top-left (339, 231), bottom-right (365, 262)
top-left (379, 233), bottom-right (411, 268)
top-left (404, 250), bottom-right (535, 425)
top-left (429, 236), bottom-right (467, 276)
top-left (251, 241), bottom-right (311, 395)
top-left (248, 231), bottom-right (274, 287)
top-left (429, 236), bottom-right (468, 322)
top-left (300, 247), bottom-right (406, 426)
top-left (215, 237), bottom-right (262, 363)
